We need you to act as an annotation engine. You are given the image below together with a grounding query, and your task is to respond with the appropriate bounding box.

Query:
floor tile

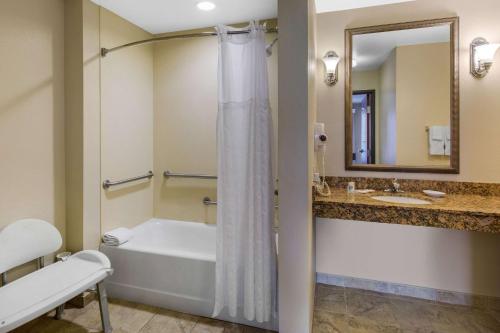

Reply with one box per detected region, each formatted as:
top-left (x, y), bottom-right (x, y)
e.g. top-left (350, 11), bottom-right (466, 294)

top-left (315, 284), bottom-right (347, 315)
top-left (487, 309), bottom-right (500, 323)
top-left (386, 295), bottom-right (446, 330)
top-left (345, 315), bottom-right (403, 333)
top-left (109, 300), bottom-right (156, 333)
top-left (432, 305), bottom-right (500, 333)
top-left (315, 283), bottom-right (500, 333)
top-left (191, 317), bottom-right (227, 333)
top-left (13, 284), bottom-right (497, 333)
top-left (74, 300), bottom-right (152, 331)
top-left (12, 316), bottom-right (92, 333)
top-left (69, 300), bottom-right (104, 331)
top-left (139, 308), bottom-right (198, 333)
top-left (312, 310), bottom-right (350, 333)
top-left (11, 299), bottom-right (273, 333)
top-left (345, 287), bottom-right (400, 327)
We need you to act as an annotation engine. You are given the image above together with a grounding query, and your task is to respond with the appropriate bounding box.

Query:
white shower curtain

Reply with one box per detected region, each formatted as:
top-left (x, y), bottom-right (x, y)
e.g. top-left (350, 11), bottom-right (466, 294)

top-left (213, 21), bottom-right (277, 323)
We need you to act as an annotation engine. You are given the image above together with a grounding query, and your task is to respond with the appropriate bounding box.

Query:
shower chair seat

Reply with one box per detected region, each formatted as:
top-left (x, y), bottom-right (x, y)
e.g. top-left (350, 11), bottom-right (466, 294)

top-left (0, 219), bottom-right (113, 333)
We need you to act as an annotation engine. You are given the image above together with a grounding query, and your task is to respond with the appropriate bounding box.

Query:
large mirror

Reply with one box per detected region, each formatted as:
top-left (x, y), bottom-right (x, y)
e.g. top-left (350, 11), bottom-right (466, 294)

top-left (345, 18), bottom-right (459, 173)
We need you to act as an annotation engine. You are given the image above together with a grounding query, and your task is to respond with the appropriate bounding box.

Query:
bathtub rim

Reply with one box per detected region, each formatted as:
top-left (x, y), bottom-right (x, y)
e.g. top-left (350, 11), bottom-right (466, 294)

top-left (102, 218), bottom-right (216, 262)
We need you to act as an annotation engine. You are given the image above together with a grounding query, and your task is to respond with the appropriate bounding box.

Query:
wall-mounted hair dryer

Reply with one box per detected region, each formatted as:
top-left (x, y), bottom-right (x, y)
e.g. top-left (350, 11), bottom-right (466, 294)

top-left (313, 123), bottom-right (331, 197)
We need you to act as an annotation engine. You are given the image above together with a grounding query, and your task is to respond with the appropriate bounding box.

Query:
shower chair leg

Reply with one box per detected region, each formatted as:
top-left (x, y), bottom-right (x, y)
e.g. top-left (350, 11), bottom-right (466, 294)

top-left (97, 282), bottom-right (112, 333)
top-left (55, 304), bottom-right (65, 319)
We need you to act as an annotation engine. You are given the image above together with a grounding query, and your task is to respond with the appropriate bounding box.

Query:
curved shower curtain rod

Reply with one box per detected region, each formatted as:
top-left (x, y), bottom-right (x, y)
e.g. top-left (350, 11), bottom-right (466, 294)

top-left (101, 27), bottom-right (279, 57)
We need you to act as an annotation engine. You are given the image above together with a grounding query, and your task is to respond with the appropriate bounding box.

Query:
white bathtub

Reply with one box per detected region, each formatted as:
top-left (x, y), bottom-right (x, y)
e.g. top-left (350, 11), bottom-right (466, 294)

top-left (100, 218), bottom-right (277, 330)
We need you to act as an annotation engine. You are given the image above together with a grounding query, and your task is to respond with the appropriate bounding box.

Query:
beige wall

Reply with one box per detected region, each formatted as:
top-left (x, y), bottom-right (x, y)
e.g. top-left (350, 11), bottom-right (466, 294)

top-left (64, 0), bottom-right (102, 251)
top-left (352, 69), bottom-right (381, 162)
top-left (64, 0), bottom-right (84, 252)
top-left (317, 0), bottom-right (500, 182)
top-left (315, 0), bottom-right (500, 297)
top-left (100, 8), bottom-right (155, 232)
top-left (82, 0), bottom-right (102, 249)
top-left (352, 70), bottom-right (380, 92)
top-left (379, 49), bottom-right (397, 164)
top-left (396, 43), bottom-right (451, 166)
top-left (278, 0), bottom-right (317, 331)
top-left (317, 219), bottom-right (500, 297)
top-left (153, 28), bottom-right (278, 224)
top-left (0, 0), bottom-right (66, 274)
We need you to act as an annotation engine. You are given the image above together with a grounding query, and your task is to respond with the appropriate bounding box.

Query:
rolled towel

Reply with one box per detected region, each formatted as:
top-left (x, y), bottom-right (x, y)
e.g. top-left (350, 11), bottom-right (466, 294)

top-left (102, 228), bottom-right (133, 246)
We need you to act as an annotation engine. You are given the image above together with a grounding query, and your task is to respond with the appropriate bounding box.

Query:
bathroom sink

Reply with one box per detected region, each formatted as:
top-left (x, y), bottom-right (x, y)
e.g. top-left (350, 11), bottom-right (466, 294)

top-left (370, 196), bottom-right (431, 205)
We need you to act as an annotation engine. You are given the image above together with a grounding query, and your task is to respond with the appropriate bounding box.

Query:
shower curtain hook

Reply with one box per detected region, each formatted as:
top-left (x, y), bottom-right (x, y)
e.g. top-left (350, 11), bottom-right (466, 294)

top-left (266, 37), bottom-right (279, 57)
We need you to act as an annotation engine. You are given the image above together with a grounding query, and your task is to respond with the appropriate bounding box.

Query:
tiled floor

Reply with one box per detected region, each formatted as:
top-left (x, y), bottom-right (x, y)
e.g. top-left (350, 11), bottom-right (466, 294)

top-left (313, 283), bottom-right (500, 333)
top-left (12, 285), bottom-right (500, 333)
top-left (12, 298), bottom-right (274, 333)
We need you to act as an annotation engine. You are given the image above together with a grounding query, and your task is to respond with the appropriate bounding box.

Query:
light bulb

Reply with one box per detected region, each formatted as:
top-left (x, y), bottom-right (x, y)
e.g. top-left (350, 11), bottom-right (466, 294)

top-left (197, 1), bottom-right (216, 11)
top-left (322, 53), bottom-right (340, 73)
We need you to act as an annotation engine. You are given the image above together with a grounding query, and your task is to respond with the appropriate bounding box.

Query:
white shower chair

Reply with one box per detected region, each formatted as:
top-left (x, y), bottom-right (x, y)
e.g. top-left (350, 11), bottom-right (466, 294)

top-left (0, 219), bottom-right (113, 333)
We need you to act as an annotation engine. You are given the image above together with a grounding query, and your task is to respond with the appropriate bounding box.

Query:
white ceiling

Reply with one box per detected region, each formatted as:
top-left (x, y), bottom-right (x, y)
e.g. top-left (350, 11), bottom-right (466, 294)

top-left (353, 25), bottom-right (451, 71)
top-left (90, 0), bottom-right (417, 35)
top-left (315, 0), bottom-right (415, 13)
top-left (90, 0), bottom-right (277, 34)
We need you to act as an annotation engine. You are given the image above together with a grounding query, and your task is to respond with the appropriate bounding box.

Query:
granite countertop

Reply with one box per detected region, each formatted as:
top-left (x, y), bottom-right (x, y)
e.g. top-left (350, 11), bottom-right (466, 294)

top-left (314, 189), bottom-right (500, 233)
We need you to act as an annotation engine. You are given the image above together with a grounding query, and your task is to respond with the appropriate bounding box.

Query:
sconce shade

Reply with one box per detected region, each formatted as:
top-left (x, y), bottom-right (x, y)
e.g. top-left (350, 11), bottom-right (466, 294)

top-left (475, 43), bottom-right (500, 64)
top-left (323, 52), bottom-right (340, 73)
top-left (470, 37), bottom-right (500, 78)
top-left (322, 51), bottom-right (340, 85)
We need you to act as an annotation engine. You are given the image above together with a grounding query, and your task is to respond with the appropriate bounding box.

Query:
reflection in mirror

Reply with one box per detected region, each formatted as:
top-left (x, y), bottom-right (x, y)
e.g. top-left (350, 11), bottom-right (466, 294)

top-left (352, 90), bottom-right (376, 164)
top-left (346, 18), bottom-right (459, 173)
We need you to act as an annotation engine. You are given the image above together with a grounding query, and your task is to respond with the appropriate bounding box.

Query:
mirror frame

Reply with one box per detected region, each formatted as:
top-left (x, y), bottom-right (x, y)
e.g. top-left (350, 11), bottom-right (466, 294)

top-left (345, 17), bottom-right (460, 174)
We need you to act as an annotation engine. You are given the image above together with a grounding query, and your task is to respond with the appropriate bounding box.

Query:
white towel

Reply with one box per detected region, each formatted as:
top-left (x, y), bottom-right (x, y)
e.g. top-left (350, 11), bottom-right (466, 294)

top-left (428, 126), bottom-right (445, 155)
top-left (444, 126), bottom-right (451, 156)
top-left (102, 228), bottom-right (133, 246)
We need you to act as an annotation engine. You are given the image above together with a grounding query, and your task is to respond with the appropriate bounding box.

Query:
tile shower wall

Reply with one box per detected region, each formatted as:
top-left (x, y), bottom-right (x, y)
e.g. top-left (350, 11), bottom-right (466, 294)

top-left (100, 8), bottom-right (155, 232)
top-left (153, 27), bottom-right (278, 224)
top-left (314, 0), bottom-right (500, 298)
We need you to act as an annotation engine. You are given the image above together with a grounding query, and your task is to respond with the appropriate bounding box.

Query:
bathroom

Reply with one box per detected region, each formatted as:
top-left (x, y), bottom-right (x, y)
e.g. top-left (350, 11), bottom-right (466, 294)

top-left (0, 0), bottom-right (499, 332)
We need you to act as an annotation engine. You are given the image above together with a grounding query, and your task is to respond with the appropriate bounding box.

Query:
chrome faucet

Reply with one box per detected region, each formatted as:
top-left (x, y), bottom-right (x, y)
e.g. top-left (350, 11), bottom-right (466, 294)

top-left (386, 178), bottom-right (404, 193)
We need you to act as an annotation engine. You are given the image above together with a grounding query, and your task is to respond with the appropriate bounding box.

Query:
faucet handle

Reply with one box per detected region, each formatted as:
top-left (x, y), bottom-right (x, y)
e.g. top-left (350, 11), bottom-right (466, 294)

top-left (392, 178), bottom-right (402, 192)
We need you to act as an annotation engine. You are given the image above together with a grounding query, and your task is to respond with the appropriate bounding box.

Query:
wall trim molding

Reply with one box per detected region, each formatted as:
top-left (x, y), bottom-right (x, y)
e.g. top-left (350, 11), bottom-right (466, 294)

top-left (316, 273), bottom-right (500, 310)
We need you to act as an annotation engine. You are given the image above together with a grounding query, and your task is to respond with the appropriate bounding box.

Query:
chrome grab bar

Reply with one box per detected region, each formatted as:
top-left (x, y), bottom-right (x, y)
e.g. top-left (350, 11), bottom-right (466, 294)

top-left (203, 197), bottom-right (278, 208)
top-left (203, 197), bottom-right (217, 205)
top-left (163, 171), bottom-right (278, 198)
top-left (164, 170), bottom-right (217, 180)
top-left (103, 171), bottom-right (154, 189)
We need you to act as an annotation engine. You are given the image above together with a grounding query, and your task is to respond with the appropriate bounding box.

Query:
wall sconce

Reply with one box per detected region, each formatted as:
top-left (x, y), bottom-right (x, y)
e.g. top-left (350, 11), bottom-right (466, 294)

top-left (322, 51), bottom-right (340, 86)
top-left (470, 37), bottom-right (500, 78)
